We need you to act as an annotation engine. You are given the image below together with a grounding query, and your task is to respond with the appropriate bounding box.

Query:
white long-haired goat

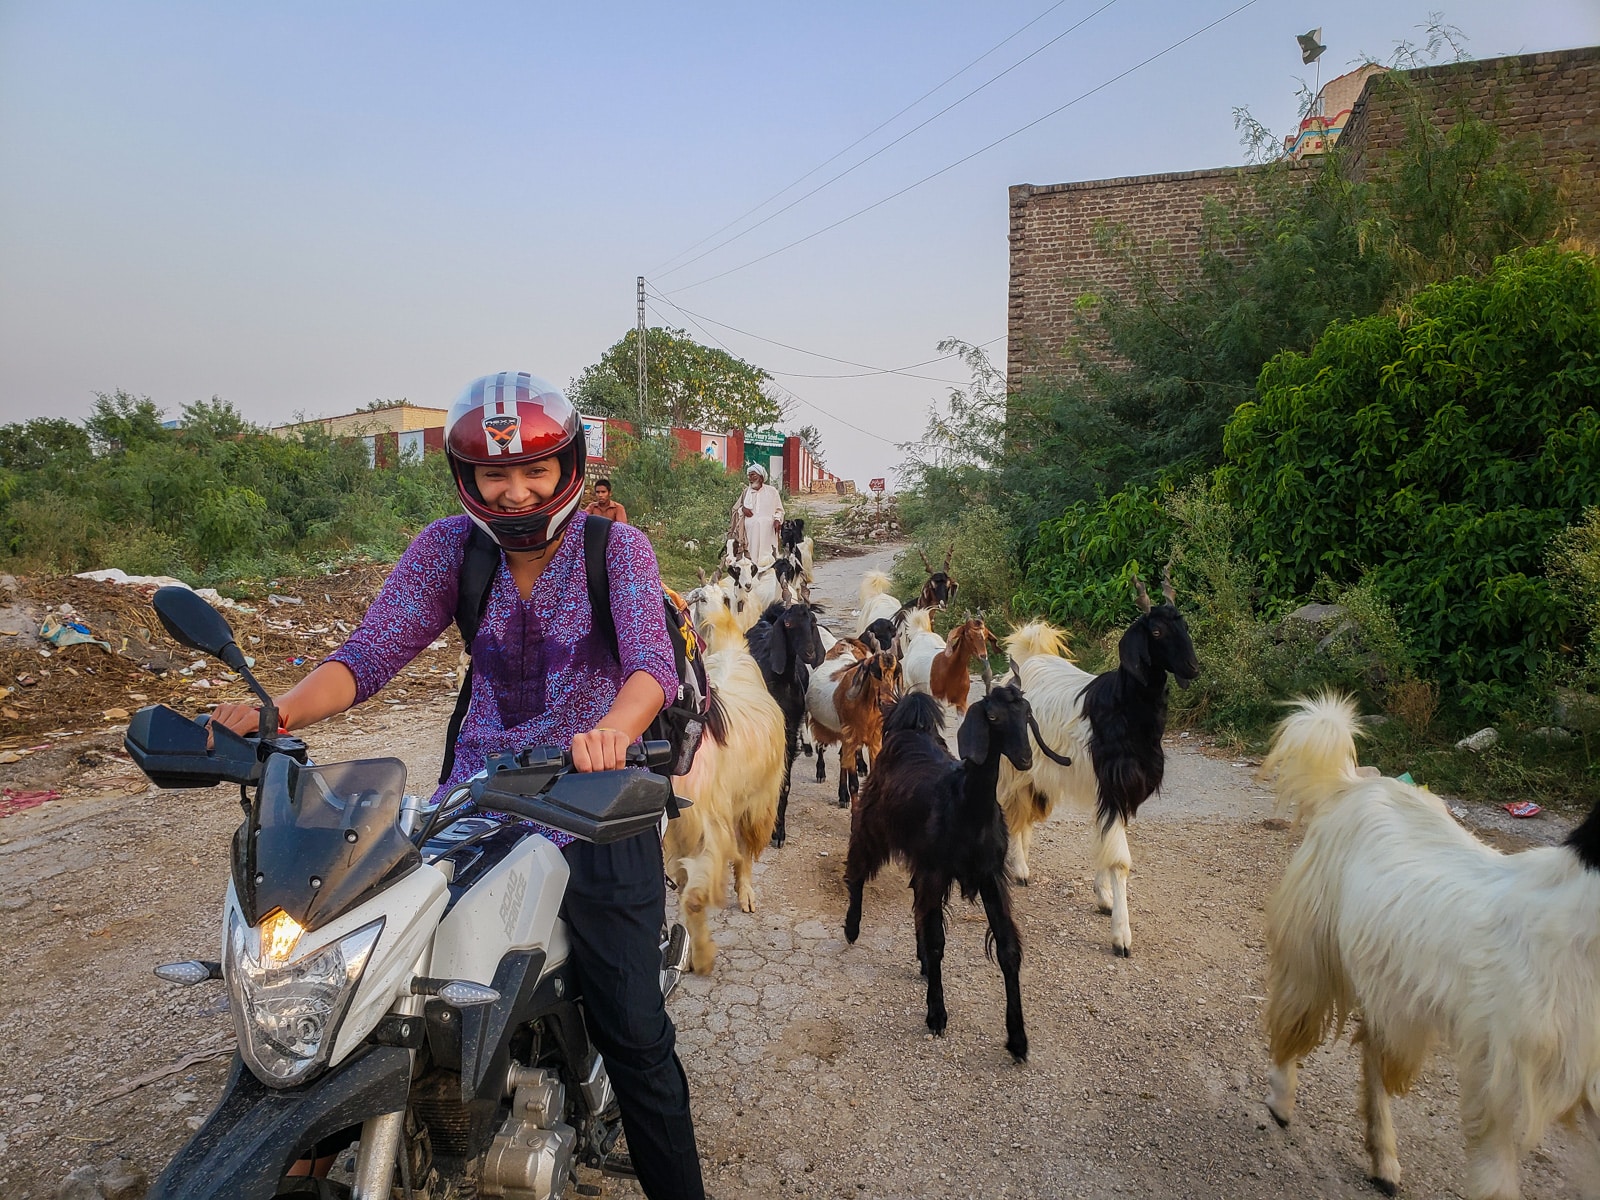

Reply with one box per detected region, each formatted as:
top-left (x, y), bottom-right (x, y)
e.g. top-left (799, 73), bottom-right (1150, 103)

top-left (855, 570), bottom-right (902, 635)
top-left (1261, 692), bottom-right (1600, 1199)
top-left (667, 603), bottom-right (786, 972)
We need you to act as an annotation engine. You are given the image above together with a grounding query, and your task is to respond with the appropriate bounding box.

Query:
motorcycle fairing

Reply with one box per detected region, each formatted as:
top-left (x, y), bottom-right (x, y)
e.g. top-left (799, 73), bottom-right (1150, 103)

top-left (236, 754), bottom-right (421, 929)
top-left (146, 1045), bottom-right (411, 1200)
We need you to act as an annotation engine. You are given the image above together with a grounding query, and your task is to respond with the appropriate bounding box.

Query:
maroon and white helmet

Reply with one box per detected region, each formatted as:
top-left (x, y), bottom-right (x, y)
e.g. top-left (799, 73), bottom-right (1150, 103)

top-left (444, 372), bottom-right (587, 552)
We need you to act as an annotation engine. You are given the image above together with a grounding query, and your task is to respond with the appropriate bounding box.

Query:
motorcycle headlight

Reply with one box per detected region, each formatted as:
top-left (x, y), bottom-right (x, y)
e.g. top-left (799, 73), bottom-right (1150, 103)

top-left (226, 910), bottom-right (383, 1088)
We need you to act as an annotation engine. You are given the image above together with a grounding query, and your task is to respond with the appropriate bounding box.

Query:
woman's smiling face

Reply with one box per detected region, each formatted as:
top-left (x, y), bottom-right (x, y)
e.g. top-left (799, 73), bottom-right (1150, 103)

top-left (474, 458), bottom-right (560, 512)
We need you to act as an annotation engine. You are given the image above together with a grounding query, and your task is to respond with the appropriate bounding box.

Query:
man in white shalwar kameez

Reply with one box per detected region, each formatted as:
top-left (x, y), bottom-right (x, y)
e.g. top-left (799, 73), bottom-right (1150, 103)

top-left (737, 464), bottom-right (783, 564)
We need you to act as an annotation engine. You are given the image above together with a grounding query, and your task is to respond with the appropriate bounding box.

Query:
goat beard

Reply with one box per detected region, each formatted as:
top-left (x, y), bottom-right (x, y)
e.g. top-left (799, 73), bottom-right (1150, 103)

top-left (1027, 713), bottom-right (1074, 767)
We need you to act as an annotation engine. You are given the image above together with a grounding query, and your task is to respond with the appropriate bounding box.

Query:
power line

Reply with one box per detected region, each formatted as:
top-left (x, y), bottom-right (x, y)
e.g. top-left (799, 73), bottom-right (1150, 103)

top-left (648, 288), bottom-right (993, 383)
top-left (667, 0), bottom-right (1263, 294)
top-left (653, 0), bottom-right (1121, 283)
top-left (645, 0), bottom-right (1081, 278)
top-left (644, 299), bottom-right (902, 446)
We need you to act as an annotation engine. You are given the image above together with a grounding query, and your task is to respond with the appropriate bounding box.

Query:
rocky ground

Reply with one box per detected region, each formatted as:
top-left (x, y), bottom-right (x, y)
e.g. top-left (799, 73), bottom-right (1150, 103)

top-left (0, 543), bottom-right (1593, 1198)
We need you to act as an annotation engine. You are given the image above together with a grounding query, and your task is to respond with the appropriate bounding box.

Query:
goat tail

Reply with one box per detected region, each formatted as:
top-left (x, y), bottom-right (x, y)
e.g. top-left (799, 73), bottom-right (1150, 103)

top-left (858, 570), bottom-right (893, 609)
top-left (1005, 620), bottom-right (1073, 665)
top-left (1261, 691), bottom-right (1364, 828)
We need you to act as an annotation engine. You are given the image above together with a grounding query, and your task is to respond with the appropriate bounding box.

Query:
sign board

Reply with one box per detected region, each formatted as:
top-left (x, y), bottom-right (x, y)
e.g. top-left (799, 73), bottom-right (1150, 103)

top-left (869, 478), bottom-right (886, 493)
top-left (580, 416), bottom-right (606, 460)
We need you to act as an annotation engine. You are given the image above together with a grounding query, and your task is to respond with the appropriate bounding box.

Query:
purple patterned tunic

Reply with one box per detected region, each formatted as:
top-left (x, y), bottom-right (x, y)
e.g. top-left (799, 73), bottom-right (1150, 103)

top-left (328, 512), bottom-right (677, 847)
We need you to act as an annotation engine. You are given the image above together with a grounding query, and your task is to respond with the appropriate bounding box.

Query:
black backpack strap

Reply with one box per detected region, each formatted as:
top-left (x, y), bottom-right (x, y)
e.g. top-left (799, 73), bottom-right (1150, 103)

top-left (583, 515), bottom-right (619, 662)
top-left (438, 526), bottom-right (501, 785)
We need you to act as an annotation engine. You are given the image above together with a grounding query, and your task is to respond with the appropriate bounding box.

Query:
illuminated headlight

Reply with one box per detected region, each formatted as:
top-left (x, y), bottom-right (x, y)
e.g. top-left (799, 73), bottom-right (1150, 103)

top-left (226, 910), bottom-right (383, 1088)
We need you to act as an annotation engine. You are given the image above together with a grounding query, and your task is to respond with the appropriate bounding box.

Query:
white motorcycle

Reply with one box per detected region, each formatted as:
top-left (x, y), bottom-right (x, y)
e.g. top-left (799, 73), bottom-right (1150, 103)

top-left (125, 586), bottom-right (690, 1200)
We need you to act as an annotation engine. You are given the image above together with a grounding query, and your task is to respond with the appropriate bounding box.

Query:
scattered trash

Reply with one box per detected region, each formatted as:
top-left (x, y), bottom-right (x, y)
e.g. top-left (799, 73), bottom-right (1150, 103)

top-left (1396, 771), bottom-right (1416, 785)
top-left (1, 787), bottom-right (63, 817)
top-left (268, 594), bottom-right (304, 607)
top-left (1502, 801), bottom-right (1542, 819)
top-left (288, 656), bottom-right (306, 666)
top-left (102, 708), bottom-right (130, 721)
top-left (15, 673), bottom-right (37, 687)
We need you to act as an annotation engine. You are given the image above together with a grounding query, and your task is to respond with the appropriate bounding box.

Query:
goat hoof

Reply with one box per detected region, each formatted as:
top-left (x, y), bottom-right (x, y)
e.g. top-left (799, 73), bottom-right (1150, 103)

top-left (1007, 1039), bottom-right (1029, 1064)
top-left (1096, 903), bottom-right (1113, 915)
top-left (1015, 876), bottom-right (1029, 887)
top-left (770, 831), bottom-right (786, 849)
top-left (1113, 943), bottom-right (1131, 958)
top-left (1268, 1109), bottom-right (1290, 1130)
top-left (1368, 1176), bottom-right (1399, 1198)
top-left (801, 746), bottom-right (813, 757)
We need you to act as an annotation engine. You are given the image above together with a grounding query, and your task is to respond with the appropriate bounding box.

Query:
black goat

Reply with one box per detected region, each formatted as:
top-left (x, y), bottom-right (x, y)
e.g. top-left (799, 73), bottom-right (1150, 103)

top-left (746, 599), bottom-right (825, 848)
top-left (779, 518), bottom-right (806, 554)
top-left (844, 687), bottom-right (1058, 1063)
top-left (860, 617), bottom-right (899, 657)
top-left (906, 543), bottom-right (958, 610)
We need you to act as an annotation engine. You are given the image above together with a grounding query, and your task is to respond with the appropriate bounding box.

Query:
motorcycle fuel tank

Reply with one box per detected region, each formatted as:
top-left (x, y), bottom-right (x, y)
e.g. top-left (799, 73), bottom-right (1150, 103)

top-left (429, 833), bottom-right (571, 985)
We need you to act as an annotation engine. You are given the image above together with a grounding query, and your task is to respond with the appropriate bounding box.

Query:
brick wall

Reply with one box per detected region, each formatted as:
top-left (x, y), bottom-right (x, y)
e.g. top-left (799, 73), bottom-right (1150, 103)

top-left (1340, 46), bottom-right (1600, 239)
top-left (1007, 46), bottom-right (1599, 391)
top-left (1006, 166), bottom-right (1270, 388)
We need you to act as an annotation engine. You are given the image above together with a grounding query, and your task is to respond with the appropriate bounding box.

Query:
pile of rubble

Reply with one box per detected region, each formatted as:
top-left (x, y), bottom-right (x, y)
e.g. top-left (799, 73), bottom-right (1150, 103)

top-left (0, 565), bottom-right (464, 764)
top-left (820, 495), bottom-right (903, 548)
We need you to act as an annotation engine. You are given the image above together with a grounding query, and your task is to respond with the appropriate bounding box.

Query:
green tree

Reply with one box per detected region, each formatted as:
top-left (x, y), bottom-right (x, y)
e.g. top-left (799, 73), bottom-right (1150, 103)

top-left (86, 389), bottom-right (167, 453)
top-left (0, 418), bottom-right (91, 474)
top-left (570, 327), bottom-right (784, 430)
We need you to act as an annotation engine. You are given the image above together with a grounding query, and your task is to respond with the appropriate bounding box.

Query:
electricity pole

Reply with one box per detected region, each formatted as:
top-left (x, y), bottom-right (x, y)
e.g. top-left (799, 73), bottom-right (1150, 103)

top-left (636, 276), bottom-right (648, 431)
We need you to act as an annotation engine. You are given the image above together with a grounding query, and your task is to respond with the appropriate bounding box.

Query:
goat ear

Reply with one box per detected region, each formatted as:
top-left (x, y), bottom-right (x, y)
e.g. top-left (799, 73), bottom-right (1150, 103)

top-left (769, 621), bottom-right (789, 676)
top-left (1119, 622), bottom-right (1151, 685)
top-left (947, 580), bottom-right (959, 600)
top-left (957, 700), bottom-right (991, 765)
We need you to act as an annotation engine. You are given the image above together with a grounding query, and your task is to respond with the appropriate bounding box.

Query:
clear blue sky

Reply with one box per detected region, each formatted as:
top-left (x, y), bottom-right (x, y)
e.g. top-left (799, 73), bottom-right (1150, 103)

top-left (2, 1), bottom-right (1595, 486)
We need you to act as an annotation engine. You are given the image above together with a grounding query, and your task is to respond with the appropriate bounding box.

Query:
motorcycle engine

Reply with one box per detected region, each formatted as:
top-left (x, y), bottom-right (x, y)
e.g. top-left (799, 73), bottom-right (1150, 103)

top-left (480, 1066), bottom-right (577, 1200)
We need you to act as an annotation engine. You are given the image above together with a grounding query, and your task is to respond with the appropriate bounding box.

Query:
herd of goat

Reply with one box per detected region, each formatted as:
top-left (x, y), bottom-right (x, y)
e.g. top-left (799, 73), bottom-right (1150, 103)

top-left (664, 519), bottom-right (1600, 1200)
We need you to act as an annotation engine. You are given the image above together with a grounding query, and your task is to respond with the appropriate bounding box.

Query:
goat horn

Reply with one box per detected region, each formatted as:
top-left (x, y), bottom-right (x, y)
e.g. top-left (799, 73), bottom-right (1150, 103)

top-left (979, 654), bottom-right (994, 692)
top-left (918, 545), bottom-right (933, 573)
top-left (1027, 712), bottom-right (1074, 767)
top-left (1131, 570), bottom-right (1153, 614)
top-left (1161, 559), bottom-right (1177, 605)
top-left (1007, 655), bottom-right (1023, 688)
top-left (942, 542), bottom-right (955, 572)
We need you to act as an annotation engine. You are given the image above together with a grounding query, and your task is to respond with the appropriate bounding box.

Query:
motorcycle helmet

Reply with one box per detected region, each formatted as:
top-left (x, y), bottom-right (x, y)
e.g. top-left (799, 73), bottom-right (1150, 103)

top-left (444, 372), bottom-right (588, 552)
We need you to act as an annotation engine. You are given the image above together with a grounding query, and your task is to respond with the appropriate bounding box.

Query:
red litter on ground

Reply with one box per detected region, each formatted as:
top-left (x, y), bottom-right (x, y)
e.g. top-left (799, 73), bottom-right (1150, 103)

top-left (1502, 801), bottom-right (1542, 819)
top-left (1, 787), bottom-right (63, 818)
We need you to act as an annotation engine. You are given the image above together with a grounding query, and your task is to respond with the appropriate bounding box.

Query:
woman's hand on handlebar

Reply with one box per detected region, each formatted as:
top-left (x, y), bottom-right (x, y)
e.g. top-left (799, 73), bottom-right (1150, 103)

top-left (570, 727), bottom-right (630, 772)
top-left (212, 702), bottom-right (264, 737)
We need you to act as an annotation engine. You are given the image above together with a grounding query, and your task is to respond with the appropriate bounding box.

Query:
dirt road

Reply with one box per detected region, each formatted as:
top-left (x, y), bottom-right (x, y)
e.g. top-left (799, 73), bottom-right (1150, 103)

top-left (0, 544), bottom-right (1592, 1198)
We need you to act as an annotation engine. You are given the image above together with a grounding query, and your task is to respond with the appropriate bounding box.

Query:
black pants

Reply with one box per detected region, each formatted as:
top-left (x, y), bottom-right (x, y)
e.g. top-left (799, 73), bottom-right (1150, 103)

top-left (561, 832), bottom-right (705, 1200)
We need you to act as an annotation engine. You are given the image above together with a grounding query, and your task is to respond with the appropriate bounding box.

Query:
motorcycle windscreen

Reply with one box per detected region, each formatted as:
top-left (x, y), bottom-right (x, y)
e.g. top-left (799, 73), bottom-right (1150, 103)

top-left (234, 754), bottom-right (422, 929)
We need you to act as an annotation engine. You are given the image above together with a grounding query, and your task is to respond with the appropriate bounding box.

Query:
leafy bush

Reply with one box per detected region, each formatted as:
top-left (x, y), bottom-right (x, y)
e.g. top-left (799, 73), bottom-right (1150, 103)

top-left (1218, 246), bottom-right (1600, 714)
top-left (890, 503), bottom-right (1021, 634)
top-left (1014, 486), bottom-right (1176, 628)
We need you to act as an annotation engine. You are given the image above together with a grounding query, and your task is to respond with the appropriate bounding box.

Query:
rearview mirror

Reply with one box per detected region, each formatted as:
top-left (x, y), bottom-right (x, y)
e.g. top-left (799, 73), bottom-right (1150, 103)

top-left (153, 586), bottom-right (240, 661)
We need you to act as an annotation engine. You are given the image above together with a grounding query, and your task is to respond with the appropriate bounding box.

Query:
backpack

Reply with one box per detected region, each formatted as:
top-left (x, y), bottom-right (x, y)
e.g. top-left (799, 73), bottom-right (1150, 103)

top-left (438, 517), bottom-right (712, 786)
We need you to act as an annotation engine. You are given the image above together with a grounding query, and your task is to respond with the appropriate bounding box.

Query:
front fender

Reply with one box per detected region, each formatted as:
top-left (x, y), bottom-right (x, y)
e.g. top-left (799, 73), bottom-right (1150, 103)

top-left (148, 1045), bottom-right (411, 1200)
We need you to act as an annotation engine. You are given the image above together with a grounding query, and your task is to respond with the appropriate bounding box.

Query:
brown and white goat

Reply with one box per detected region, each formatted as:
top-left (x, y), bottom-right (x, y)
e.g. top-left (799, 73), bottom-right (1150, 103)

top-left (667, 604), bottom-right (786, 972)
top-left (903, 610), bottom-right (999, 716)
top-left (1262, 693), bottom-right (1600, 1199)
top-left (806, 647), bottom-right (903, 808)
